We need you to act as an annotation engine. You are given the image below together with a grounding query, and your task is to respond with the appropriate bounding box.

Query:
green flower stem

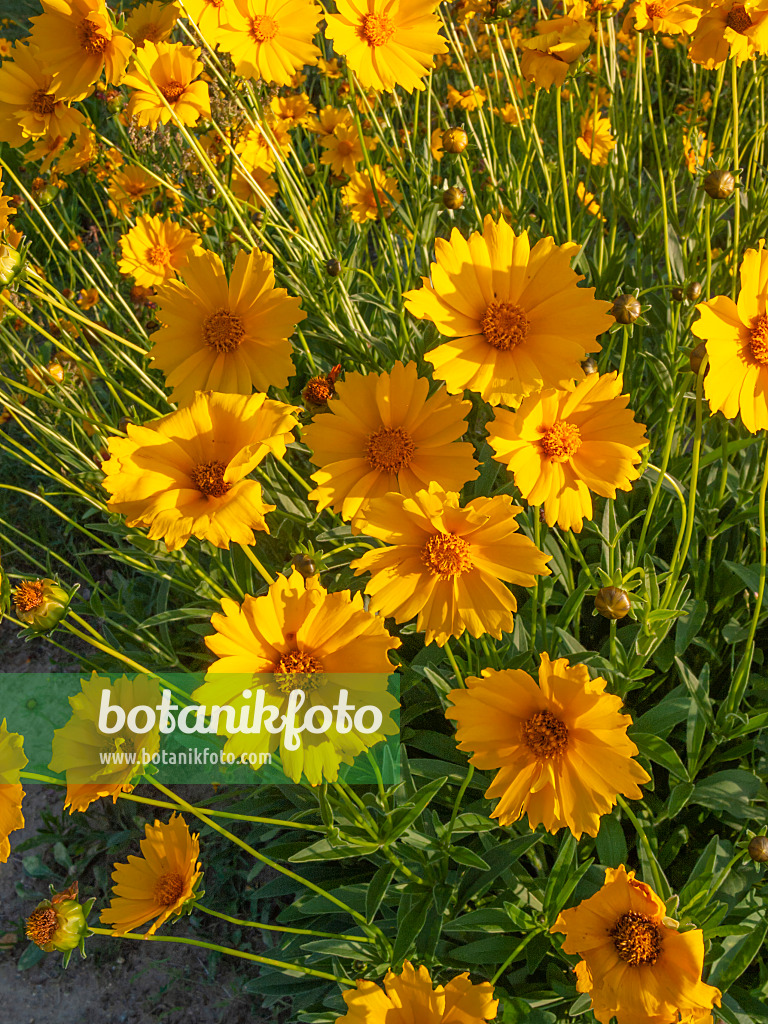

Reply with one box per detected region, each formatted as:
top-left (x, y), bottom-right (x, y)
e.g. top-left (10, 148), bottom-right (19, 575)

top-left (617, 794), bottom-right (668, 899)
top-left (446, 765), bottom-right (474, 839)
top-left (117, 791), bottom-right (324, 830)
top-left (445, 642), bottom-right (464, 689)
top-left (635, 388), bottom-right (686, 563)
top-left (490, 928), bottom-right (544, 985)
top-left (239, 543), bottom-right (274, 586)
top-left (732, 58), bottom-right (741, 298)
top-left (195, 904), bottom-right (374, 943)
top-left (555, 87), bottom-right (572, 241)
top-left (88, 928), bottom-right (354, 986)
top-left (151, 780), bottom-right (380, 937)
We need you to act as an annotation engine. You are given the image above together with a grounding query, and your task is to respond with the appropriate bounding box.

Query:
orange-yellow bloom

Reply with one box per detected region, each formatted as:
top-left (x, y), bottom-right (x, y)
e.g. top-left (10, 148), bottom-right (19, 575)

top-left (118, 214), bottom-right (200, 288)
top-left (342, 165), bottom-right (402, 223)
top-left (519, 16), bottom-right (591, 90)
top-left (122, 41), bottom-right (210, 129)
top-left (0, 719), bottom-right (26, 864)
top-left (214, 0), bottom-right (322, 86)
top-left (0, 41), bottom-right (84, 146)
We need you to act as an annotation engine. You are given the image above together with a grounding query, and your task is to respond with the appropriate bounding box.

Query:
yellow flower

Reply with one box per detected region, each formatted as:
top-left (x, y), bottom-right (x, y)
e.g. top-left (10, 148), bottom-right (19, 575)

top-left (106, 164), bottom-right (159, 217)
top-left (691, 241), bottom-right (768, 432)
top-left (182, 0), bottom-right (228, 37)
top-left (487, 372), bottom-right (648, 533)
top-left (325, 0), bottom-right (448, 93)
top-left (26, 882), bottom-right (91, 954)
top-left (194, 569), bottom-right (400, 785)
top-left (49, 672), bottom-right (161, 813)
top-left (12, 577), bottom-right (71, 631)
top-left (0, 719), bottom-right (26, 864)
top-left (520, 16), bottom-right (592, 91)
top-left (350, 483), bottom-right (551, 646)
top-left (304, 360), bottom-right (478, 523)
top-left (232, 165), bottom-right (279, 206)
top-left (54, 122), bottom-right (98, 174)
top-left (495, 101), bottom-right (528, 125)
top-left (623, 0), bottom-right (701, 35)
top-left (689, 0), bottom-right (768, 68)
top-left (76, 287), bottom-right (99, 309)
top-left (430, 126), bottom-right (444, 159)
top-left (101, 814), bottom-right (202, 936)
top-left (336, 961), bottom-right (498, 1024)
top-left (0, 170), bottom-right (15, 233)
top-left (122, 41), bottom-right (210, 129)
top-left (577, 113), bottom-right (616, 166)
top-left (683, 129), bottom-right (713, 174)
top-left (0, 41), bottom-right (85, 146)
top-left (307, 104), bottom-right (354, 135)
top-left (577, 180), bottom-right (606, 220)
top-left (215, 0), bottom-right (321, 86)
top-left (148, 246), bottom-right (302, 405)
top-left (404, 214), bottom-right (612, 407)
top-left (29, 0), bottom-right (134, 101)
top-left (270, 91), bottom-right (315, 128)
top-left (446, 654), bottom-right (650, 838)
top-left (447, 84), bottom-right (487, 110)
top-left (235, 118), bottom-right (291, 172)
top-left (320, 124), bottom-right (376, 175)
top-left (342, 165), bottom-right (402, 223)
top-left (102, 390), bottom-right (299, 550)
top-left (124, 0), bottom-right (180, 46)
top-left (118, 214), bottom-right (200, 288)
top-left (551, 866), bottom-right (722, 1024)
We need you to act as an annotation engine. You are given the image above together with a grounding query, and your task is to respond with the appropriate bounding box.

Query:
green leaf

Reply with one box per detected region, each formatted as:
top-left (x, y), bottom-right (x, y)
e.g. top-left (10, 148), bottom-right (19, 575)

top-left (391, 894), bottom-right (432, 964)
top-left (382, 776), bottom-right (446, 840)
top-left (595, 814), bottom-right (628, 867)
top-left (288, 837), bottom-right (381, 862)
top-left (708, 914), bottom-right (768, 989)
top-left (365, 862), bottom-right (394, 923)
top-left (447, 935), bottom-right (525, 965)
top-left (630, 732), bottom-right (689, 781)
top-left (443, 908), bottom-right (512, 934)
top-left (17, 943), bottom-right (46, 971)
top-left (691, 769), bottom-right (768, 820)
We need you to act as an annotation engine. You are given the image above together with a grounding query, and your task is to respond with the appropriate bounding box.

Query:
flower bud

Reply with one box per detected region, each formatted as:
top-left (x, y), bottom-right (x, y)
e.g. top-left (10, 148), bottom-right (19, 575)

top-left (686, 281), bottom-right (702, 302)
top-left (442, 127), bottom-right (468, 154)
top-left (703, 169), bottom-right (735, 200)
top-left (671, 287), bottom-right (685, 302)
top-left (595, 586), bottom-right (631, 620)
top-left (291, 553), bottom-right (317, 579)
top-left (689, 341), bottom-right (708, 375)
top-left (46, 362), bottom-right (65, 384)
top-left (581, 356), bottom-right (598, 375)
top-left (303, 162), bottom-right (316, 177)
top-left (748, 836), bottom-right (768, 862)
top-left (325, 258), bottom-right (341, 277)
top-left (0, 244), bottom-right (23, 286)
top-left (12, 578), bottom-right (71, 632)
top-left (610, 294), bottom-right (641, 325)
top-left (442, 186), bottom-right (465, 210)
top-left (26, 884), bottom-right (89, 953)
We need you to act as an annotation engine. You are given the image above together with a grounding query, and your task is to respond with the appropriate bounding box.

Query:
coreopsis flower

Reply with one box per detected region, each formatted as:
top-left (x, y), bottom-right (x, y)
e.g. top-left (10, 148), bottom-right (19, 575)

top-left (26, 883), bottom-right (92, 957)
top-left (271, 91), bottom-right (315, 128)
top-left (122, 41), bottom-right (210, 129)
top-left (124, 0), bottom-right (180, 46)
top-left (195, 569), bottom-right (400, 785)
top-left (487, 372), bottom-right (648, 533)
top-left (446, 655), bottom-right (650, 838)
top-left (404, 215), bottom-right (612, 407)
top-left (577, 113), bottom-right (616, 166)
top-left (304, 360), bottom-right (478, 524)
top-left (519, 16), bottom-right (592, 91)
top-left (551, 866), bottom-right (722, 1024)
top-left (102, 391), bottom-right (299, 550)
top-left (350, 484), bottom-right (551, 646)
top-left (683, 129), bottom-right (714, 174)
top-left (0, 42), bottom-right (84, 146)
top-left (623, 0), bottom-right (701, 35)
top-left (691, 241), bottom-right (768, 432)
top-left (148, 247), bottom-right (302, 405)
top-left (337, 961), bottom-right (498, 1024)
top-left (232, 164), bottom-right (279, 206)
top-left (183, 0), bottom-right (228, 37)
top-left (342, 165), bottom-right (402, 223)
top-left (29, 0), bottom-right (134, 101)
top-left (320, 125), bottom-right (376, 176)
top-left (0, 171), bottom-right (15, 232)
top-left (101, 814), bottom-right (202, 936)
top-left (49, 672), bottom-right (161, 813)
top-left (325, 0), bottom-right (448, 93)
top-left (214, 0), bottom-right (322, 86)
top-left (307, 104), bottom-right (354, 135)
top-left (577, 181), bottom-right (606, 221)
top-left (235, 119), bottom-right (292, 173)
top-left (117, 214), bottom-right (201, 288)
top-left (0, 719), bottom-right (26, 864)
top-left (689, 0), bottom-right (768, 68)
top-left (447, 84), bottom-right (487, 110)
top-left (13, 578), bottom-right (71, 632)
top-left (106, 164), bottom-right (158, 217)
top-left (54, 122), bottom-right (98, 174)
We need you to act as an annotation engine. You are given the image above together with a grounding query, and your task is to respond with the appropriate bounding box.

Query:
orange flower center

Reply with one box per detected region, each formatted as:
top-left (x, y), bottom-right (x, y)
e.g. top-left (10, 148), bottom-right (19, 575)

top-left (134, 25), bottom-right (165, 45)
top-left (522, 709), bottom-right (568, 759)
top-left (154, 871), bottom-right (185, 907)
top-left (749, 313), bottom-right (768, 365)
top-left (249, 14), bottom-right (279, 42)
top-left (726, 3), bottom-right (753, 33)
top-left (202, 309), bottom-right (246, 354)
top-left (645, 1), bottom-right (666, 18)
top-left (78, 17), bottom-right (109, 55)
top-left (336, 139), bottom-right (355, 156)
top-left (421, 533), bottom-right (473, 580)
top-left (160, 80), bottom-right (186, 102)
top-left (30, 90), bottom-right (57, 116)
top-left (26, 907), bottom-right (58, 947)
top-left (365, 426), bottom-right (415, 472)
top-left (610, 912), bottom-right (663, 966)
top-left (146, 243), bottom-right (172, 266)
top-left (481, 301), bottom-right (531, 351)
top-left (360, 13), bottom-right (396, 46)
top-left (541, 421), bottom-right (582, 462)
top-left (190, 460), bottom-right (231, 498)
top-left (303, 375), bottom-right (334, 405)
top-left (13, 580), bottom-right (45, 613)
top-left (274, 650), bottom-right (324, 693)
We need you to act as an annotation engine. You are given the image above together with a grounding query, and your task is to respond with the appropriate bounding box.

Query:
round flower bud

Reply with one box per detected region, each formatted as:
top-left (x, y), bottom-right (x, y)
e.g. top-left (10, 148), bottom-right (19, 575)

top-left (26, 894), bottom-right (88, 953)
top-left (442, 186), bottom-right (465, 210)
top-left (748, 836), bottom-right (768, 862)
top-left (291, 553), bottom-right (317, 579)
top-left (442, 127), bottom-right (469, 154)
top-left (610, 294), bottom-right (641, 325)
top-left (0, 244), bottom-right (23, 287)
top-left (325, 258), bottom-right (341, 277)
top-left (703, 169), bottom-right (735, 200)
top-left (46, 362), bottom-right (65, 384)
top-left (581, 356), bottom-right (598, 375)
top-left (671, 287), bottom-right (684, 302)
top-left (303, 162), bottom-right (316, 177)
top-left (12, 578), bottom-right (71, 632)
top-left (689, 341), bottom-right (708, 375)
top-left (595, 586), bottom-right (631, 620)
top-left (686, 281), bottom-right (702, 302)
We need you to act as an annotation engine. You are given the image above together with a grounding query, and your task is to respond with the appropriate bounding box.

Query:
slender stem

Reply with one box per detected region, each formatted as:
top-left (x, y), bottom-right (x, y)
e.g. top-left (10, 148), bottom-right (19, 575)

top-left (239, 543), bottom-right (274, 586)
top-left (445, 642), bottom-right (464, 688)
top-left (555, 87), bottom-right (572, 241)
top-left (117, 792), bottom-right (324, 830)
top-left (732, 58), bottom-right (740, 299)
top-left (195, 904), bottom-right (373, 943)
top-left (617, 794), bottom-right (668, 898)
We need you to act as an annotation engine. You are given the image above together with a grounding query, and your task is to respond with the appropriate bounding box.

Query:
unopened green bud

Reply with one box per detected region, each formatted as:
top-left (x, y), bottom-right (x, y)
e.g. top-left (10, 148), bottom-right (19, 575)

top-left (12, 578), bottom-right (71, 632)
